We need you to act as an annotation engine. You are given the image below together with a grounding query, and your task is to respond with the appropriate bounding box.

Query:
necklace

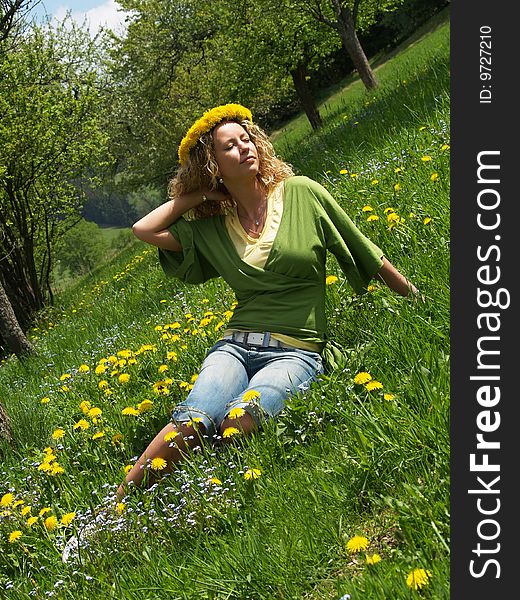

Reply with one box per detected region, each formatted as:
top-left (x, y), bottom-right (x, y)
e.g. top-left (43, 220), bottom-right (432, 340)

top-left (237, 194), bottom-right (267, 234)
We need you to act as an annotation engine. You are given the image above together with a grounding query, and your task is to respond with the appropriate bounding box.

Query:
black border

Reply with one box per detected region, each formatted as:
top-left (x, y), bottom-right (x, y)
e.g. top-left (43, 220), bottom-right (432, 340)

top-left (451, 2), bottom-right (517, 597)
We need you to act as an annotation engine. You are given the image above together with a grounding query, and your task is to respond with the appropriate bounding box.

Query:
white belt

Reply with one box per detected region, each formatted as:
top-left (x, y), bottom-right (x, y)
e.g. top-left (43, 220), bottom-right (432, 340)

top-left (222, 331), bottom-right (293, 349)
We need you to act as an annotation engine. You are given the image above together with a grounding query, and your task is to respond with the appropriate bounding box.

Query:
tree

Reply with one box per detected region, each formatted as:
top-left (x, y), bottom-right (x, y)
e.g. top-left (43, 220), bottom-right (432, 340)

top-left (204, 0), bottom-right (341, 131)
top-left (105, 0), bottom-right (220, 190)
top-left (298, 0), bottom-right (404, 90)
top-left (0, 280), bottom-right (34, 357)
top-left (0, 18), bottom-right (110, 328)
top-left (0, 0), bottom-right (38, 43)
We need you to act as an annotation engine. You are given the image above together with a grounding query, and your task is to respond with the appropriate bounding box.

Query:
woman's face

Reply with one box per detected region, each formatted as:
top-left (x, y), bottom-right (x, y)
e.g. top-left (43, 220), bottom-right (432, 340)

top-left (212, 121), bottom-right (259, 182)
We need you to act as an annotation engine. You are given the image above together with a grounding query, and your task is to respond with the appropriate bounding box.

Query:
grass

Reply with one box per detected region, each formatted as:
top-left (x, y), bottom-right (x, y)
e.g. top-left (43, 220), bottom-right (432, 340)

top-left (0, 14), bottom-right (450, 600)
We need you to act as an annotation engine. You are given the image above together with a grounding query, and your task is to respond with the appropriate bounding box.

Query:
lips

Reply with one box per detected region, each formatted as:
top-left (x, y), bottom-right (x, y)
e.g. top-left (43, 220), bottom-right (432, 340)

top-left (241, 155), bottom-right (256, 164)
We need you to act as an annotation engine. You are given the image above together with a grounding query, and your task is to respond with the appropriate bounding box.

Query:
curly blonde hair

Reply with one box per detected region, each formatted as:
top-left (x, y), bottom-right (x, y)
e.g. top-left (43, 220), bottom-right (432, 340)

top-left (168, 119), bottom-right (294, 219)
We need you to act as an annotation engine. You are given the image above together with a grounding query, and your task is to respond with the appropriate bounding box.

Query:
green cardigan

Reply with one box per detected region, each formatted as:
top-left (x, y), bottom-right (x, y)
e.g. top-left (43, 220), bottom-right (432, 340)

top-left (159, 175), bottom-right (383, 346)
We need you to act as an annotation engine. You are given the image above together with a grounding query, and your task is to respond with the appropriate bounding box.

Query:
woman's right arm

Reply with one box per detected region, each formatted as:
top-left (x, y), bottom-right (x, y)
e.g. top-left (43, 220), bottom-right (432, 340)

top-left (132, 190), bottom-right (208, 251)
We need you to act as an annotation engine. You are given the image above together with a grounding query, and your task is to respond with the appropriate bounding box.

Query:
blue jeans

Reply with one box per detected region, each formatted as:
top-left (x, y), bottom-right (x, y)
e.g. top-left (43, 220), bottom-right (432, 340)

top-left (171, 340), bottom-right (324, 439)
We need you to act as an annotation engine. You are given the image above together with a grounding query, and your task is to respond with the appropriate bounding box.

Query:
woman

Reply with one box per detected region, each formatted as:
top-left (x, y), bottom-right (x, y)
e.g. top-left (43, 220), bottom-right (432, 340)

top-left (121, 102), bottom-right (418, 498)
top-left (62, 103), bottom-right (417, 562)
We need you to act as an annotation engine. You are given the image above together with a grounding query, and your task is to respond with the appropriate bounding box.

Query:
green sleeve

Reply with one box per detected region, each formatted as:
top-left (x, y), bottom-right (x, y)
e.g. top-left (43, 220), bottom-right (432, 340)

top-left (306, 178), bottom-right (384, 293)
top-left (157, 217), bottom-right (220, 284)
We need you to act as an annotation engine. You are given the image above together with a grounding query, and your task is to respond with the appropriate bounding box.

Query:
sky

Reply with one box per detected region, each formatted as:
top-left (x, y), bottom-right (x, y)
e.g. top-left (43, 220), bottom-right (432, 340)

top-left (32, 0), bottom-right (129, 35)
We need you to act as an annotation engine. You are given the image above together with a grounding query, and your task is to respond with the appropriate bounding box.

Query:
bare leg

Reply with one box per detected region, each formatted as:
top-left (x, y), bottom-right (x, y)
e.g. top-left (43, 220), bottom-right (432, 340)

top-left (116, 421), bottom-right (205, 500)
top-left (218, 412), bottom-right (257, 442)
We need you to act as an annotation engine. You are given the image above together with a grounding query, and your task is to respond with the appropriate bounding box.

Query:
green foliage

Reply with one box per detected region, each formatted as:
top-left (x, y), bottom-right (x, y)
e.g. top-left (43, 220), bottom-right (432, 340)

top-left (0, 17), bottom-right (111, 322)
top-left (0, 19), bottom-right (449, 599)
top-left (54, 219), bottom-right (109, 277)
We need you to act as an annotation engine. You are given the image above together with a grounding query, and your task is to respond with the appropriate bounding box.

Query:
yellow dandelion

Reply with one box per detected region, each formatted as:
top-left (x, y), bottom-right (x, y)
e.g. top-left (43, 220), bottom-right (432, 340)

top-left (59, 373), bottom-right (71, 381)
top-left (41, 397), bottom-right (51, 404)
top-left (353, 372), bottom-right (372, 385)
top-left (346, 535), bottom-right (369, 553)
top-left (98, 380), bottom-right (109, 389)
top-left (8, 530), bottom-right (22, 543)
top-left (116, 502), bottom-right (125, 515)
top-left (150, 457), bottom-right (167, 471)
top-left (394, 167), bottom-right (403, 173)
top-left (350, 173), bottom-right (358, 179)
top-left (386, 212), bottom-right (400, 224)
top-left (121, 406), bottom-right (140, 417)
top-left (21, 506), bottom-right (31, 516)
top-left (44, 515), bottom-right (58, 531)
top-left (27, 516), bottom-right (38, 527)
top-left (393, 183), bottom-right (401, 192)
top-left (228, 407), bottom-right (246, 420)
top-left (367, 215), bottom-right (379, 222)
top-left (421, 155), bottom-right (432, 162)
top-left (78, 364), bottom-right (90, 373)
top-left (244, 468), bottom-right (262, 480)
top-left (61, 512), bottom-right (76, 526)
top-left (423, 217), bottom-right (432, 225)
top-left (214, 321), bottom-right (225, 331)
top-left (430, 172), bottom-right (439, 181)
top-left (406, 568), bottom-right (432, 590)
top-left (419, 126), bottom-right (427, 131)
top-left (94, 364), bottom-right (107, 375)
top-left (325, 275), bottom-right (338, 285)
top-left (365, 380), bottom-right (383, 391)
top-left (73, 419), bottom-right (90, 430)
top-left (137, 400), bottom-right (154, 413)
top-left (112, 433), bottom-right (123, 445)
top-left (383, 393), bottom-right (395, 401)
top-left (52, 428), bottom-right (65, 440)
top-left (441, 143), bottom-right (450, 151)
top-left (242, 389), bottom-right (261, 402)
top-left (222, 427), bottom-right (240, 438)
top-left (124, 464), bottom-right (133, 474)
top-left (153, 381), bottom-right (170, 395)
top-left (164, 430), bottom-right (180, 442)
top-left (371, 179), bottom-right (379, 185)
top-left (50, 464), bottom-right (65, 475)
top-left (166, 351), bottom-right (178, 361)
top-left (118, 373), bottom-right (130, 384)
top-left (367, 285), bottom-right (377, 292)
top-left (87, 407), bottom-right (102, 418)
top-left (209, 477), bottom-right (222, 485)
top-left (366, 553), bottom-right (382, 565)
top-left (79, 400), bottom-right (91, 414)
top-left (362, 205), bottom-right (373, 212)
top-left (1, 493), bottom-right (15, 507)
top-left (339, 169), bottom-right (348, 174)
top-left (92, 431), bottom-right (105, 440)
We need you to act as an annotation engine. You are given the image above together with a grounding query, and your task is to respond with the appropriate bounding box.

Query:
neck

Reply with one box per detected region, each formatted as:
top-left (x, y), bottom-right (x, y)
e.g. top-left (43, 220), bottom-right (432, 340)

top-left (225, 177), bottom-right (265, 220)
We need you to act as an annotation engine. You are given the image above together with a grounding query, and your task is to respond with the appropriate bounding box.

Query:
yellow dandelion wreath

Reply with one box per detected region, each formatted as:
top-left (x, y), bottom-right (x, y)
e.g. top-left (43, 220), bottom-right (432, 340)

top-left (177, 103), bottom-right (253, 165)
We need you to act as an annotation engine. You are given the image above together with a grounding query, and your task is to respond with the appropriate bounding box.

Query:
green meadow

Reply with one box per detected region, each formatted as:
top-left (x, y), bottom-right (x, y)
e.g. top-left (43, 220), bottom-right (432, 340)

top-left (0, 15), bottom-right (450, 600)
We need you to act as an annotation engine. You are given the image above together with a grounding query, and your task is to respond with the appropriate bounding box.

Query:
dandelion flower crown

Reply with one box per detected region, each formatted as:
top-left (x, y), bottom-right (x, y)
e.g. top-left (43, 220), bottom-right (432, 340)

top-left (177, 103), bottom-right (253, 165)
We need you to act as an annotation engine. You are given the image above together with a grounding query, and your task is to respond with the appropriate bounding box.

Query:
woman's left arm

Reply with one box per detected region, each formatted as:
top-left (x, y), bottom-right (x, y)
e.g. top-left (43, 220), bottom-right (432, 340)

top-left (375, 257), bottom-right (418, 297)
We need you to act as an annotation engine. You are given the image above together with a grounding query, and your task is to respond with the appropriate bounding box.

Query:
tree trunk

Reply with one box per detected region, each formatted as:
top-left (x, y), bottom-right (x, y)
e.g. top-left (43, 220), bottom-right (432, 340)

top-left (0, 402), bottom-right (12, 444)
top-left (0, 280), bottom-right (35, 357)
top-left (290, 63), bottom-right (323, 131)
top-left (332, 0), bottom-right (378, 90)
